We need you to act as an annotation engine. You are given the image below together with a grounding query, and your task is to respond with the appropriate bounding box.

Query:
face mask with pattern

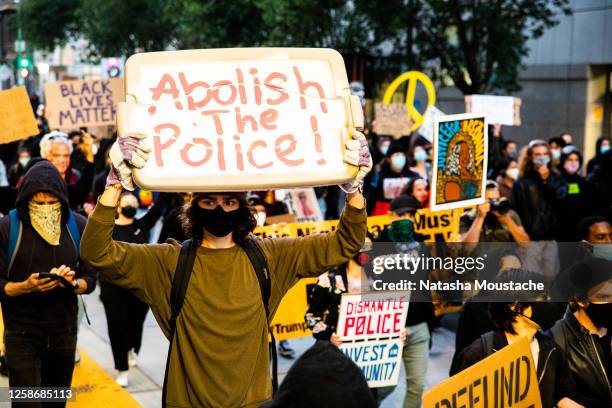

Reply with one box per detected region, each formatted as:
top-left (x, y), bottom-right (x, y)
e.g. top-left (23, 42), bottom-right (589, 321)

top-left (29, 201), bottom-right (62, 246)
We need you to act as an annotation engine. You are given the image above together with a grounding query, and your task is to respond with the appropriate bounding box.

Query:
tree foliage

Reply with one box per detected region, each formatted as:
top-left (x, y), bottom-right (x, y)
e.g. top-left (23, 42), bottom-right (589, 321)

top-left (19, 0), bottom-right (81, 51)
top-left (19, 0), bottom-right (571, 93)
top-left (77, 0), bottom-right (175, 57)
top-left (167, 0), bottom-right (265, 49)
top-left (413, 0), bottom-right (572, 93)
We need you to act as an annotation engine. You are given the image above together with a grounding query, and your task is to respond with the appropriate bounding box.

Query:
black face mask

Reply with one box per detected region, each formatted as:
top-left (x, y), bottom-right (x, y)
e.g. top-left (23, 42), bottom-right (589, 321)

top-left (527, 302), bottom-right (560, 330)
top-left (585, 302), bottom-right (612, 329)
top-left (121, 206), bottom-right (137, 218)
top-left (195, 205), bottom-right (241, 237)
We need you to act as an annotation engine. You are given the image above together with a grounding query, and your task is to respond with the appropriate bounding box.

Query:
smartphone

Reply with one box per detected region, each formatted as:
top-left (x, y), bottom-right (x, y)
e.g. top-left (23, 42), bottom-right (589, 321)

top-left (38, 272), bottom-right (74, 289)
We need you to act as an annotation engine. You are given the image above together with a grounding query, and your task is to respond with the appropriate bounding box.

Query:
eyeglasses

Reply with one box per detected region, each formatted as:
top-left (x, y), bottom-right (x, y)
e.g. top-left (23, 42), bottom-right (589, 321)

top-left (197, 197), bottom-right (240, 211)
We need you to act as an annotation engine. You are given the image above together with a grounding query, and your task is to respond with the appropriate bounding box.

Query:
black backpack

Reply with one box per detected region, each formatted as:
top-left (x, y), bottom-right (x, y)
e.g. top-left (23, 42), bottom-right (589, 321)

top-left (162, 237), bottom-right (277, 406)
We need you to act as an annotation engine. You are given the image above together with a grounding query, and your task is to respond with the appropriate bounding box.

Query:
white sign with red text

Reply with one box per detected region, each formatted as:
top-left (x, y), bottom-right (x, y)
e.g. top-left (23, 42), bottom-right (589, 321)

top-left (118, 48), bottom-right (363, 191)
top-left (337, 291), bottom-right (410, 387)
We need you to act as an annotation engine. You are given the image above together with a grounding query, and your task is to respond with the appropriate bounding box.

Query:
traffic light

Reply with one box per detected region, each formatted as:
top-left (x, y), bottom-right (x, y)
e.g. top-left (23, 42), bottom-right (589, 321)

top-left (18, 53), bottom-right (30, 69)
top-left (16, 52), bottom-right (33, 78)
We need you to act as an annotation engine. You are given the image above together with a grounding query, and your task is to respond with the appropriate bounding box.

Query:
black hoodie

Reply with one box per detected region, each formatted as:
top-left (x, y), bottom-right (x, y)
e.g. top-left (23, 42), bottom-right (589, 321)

top-left (0, 161), bottom-right (97, 335)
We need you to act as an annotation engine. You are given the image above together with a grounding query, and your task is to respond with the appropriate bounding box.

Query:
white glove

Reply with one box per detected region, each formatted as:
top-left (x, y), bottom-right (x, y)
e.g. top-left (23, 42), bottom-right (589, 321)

top-left (340, 130), bottom-right (373, 193)
top-left (107, 133), bottom-right (151, 191)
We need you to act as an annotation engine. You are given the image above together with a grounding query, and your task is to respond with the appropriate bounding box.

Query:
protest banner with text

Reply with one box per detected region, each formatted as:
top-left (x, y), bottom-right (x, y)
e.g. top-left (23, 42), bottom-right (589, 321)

top-left (431, 113), bottom-right (488, 211)
top-left (44, 78), bottom-right (124, 129)
top-left (117, 48), bottom-right (364, 191)
top-left (254, 210), bottom-right (458, 243)
top-left (336, 291), bottom-right (410, 387)
top-left (0, 87), bottom-right (39, 144)
top-left (423, 336), bottom-right (542, 408)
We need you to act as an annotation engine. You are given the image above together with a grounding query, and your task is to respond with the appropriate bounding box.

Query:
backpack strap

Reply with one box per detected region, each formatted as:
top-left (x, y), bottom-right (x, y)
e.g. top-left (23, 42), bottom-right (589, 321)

top-left (169, 239), bottom-right (197, 332)
top-left (66, 210), bottom-right (81, 250)
top-left (7, 209), bottom-right (22, 274)
top-left (163, 239), bottom-right (197, 408)
top-left (243, 236), bottom-right (277, 394)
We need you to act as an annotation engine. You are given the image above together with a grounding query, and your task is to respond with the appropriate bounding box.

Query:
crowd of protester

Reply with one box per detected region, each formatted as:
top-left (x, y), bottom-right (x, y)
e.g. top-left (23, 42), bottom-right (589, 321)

top-left (0, 106), bottom-right (610, 408)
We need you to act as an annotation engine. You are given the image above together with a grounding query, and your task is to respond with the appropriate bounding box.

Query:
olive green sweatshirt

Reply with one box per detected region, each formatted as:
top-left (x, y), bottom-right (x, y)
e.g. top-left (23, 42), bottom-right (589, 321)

top-left (80, 201), bottom-right (366, 407)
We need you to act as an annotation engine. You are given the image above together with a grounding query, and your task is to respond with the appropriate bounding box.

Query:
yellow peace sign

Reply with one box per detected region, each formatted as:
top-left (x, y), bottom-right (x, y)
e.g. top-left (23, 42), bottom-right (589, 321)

top-left (382, 71), bottom-right (436, 132)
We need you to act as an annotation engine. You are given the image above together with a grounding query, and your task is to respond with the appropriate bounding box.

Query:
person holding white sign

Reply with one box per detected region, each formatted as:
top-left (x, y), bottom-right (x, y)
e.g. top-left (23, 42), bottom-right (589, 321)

top-left (80, 130), bottom-right (372, 408)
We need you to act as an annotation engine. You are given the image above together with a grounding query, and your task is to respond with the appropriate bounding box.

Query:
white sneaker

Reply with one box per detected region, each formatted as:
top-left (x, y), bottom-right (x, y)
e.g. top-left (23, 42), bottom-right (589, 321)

top-left (128, 350), bottom-right (138, 367)
top-left (116, 371), bottom-right (129, 388)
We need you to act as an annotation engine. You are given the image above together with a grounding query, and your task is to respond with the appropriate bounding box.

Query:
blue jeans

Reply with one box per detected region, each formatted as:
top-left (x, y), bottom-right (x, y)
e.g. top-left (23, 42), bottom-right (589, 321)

top-left (376, 322), bottom-right (430, 408)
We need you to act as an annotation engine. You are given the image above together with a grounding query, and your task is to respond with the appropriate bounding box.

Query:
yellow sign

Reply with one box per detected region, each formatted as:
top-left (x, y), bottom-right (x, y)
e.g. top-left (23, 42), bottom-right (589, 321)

top-left (254, 215), bottom-right (391, 240)
top-left (382, 71), bottom-right (436, 132)
top-left (270, 277), bottom-right (317, 341)
top-left (0, 87), bottom-right (39, 144)
top-left (422, 336), bottom-right (542, 408)
top-left (255, 211), bottom-right (458, 243)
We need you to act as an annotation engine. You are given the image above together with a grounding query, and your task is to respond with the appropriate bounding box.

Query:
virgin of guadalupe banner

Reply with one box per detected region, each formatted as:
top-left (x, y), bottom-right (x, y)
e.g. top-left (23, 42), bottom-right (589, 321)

top-left (431, 113), bottom-right (488, 211)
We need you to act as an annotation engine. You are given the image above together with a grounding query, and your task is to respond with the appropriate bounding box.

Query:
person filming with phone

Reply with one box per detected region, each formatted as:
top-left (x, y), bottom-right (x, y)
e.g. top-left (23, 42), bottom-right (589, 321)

top-left (0, 161), bottom-right (97, 405)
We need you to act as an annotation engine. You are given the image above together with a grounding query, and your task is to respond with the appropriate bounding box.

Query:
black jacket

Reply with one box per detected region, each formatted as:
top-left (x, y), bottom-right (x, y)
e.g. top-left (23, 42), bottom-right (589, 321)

top-left (452, 330), bottom-right (573, 408)
top-left (549, 310), bottom-right (612, 407)
top-left (0, 161), bottom-right (97, 335)
top-left (510, 171), bottom-right (567, 240)
top-left (558, 171), bottom-right (594, 242)
top-left (587, 153), bottom-right (612, 221)
top-left (65, 162), bottom-right (94, 211)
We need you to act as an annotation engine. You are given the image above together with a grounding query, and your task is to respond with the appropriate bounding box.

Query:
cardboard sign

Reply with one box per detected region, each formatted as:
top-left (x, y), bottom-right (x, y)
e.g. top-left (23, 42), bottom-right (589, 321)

top-left (44, 78), bottom-right (124, 129)
top-left (431, 113), bottom-right (488, 211)
top-left (422, 336), bottom-right (542, 408)
top-left (0, 87), bottom-right (39, 144)
top-left (418, 106), bottom-right (445, 142)
top-left (118, 48), bottom-right (364, 191)
top-left (269, 277), bottom-right (317, 341)
top-left (373, 102), bottom-right (412, 139)
top-left (337, 291), bottom-right (410, 387)
top-left (465, 94), bottom-right (521, 126)
top-left (280, 188), bottom-right (323, 222)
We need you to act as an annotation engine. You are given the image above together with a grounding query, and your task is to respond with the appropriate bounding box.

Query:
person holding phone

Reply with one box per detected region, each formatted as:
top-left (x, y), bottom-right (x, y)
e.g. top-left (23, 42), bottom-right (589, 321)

top-left (0, 161), bottom-right (97, 405)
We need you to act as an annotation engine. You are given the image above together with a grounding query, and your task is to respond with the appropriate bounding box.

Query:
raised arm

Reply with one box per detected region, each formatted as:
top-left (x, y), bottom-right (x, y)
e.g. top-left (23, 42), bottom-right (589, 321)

top-left (260, 191), bottom-right (366, 306)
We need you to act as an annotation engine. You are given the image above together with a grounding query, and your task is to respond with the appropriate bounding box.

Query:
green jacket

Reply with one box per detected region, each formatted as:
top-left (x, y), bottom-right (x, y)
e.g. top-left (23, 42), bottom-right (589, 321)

top-left (80, 201), bottom-right (367, 407)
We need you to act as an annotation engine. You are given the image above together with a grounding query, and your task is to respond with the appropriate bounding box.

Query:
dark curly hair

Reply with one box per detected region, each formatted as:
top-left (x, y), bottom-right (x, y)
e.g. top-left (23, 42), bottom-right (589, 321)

top-left (180, 193), bottom-right (257, 246)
